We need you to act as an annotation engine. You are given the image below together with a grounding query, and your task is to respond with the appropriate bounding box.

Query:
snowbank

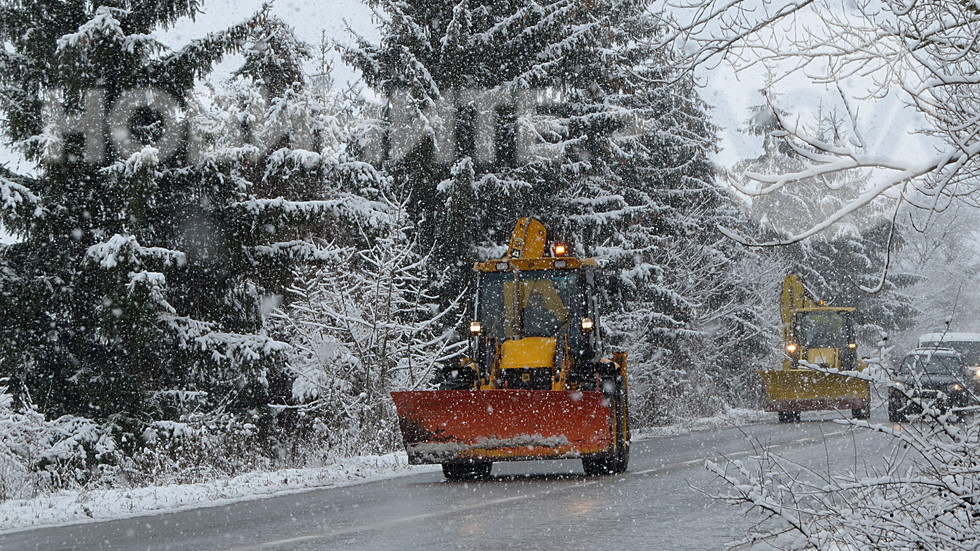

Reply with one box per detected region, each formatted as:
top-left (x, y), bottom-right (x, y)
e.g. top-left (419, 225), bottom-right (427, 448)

top-left (0, 452), bottom-right (438, 534)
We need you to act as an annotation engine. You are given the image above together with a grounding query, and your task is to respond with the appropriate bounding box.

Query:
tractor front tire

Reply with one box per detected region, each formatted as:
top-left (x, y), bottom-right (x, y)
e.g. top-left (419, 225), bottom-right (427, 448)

top-left (888, 392), bottom-right (907, 423)
top-left (610, 439), bottom-right (630, 474)
top-left (582, 455), bottom-right (611, 476)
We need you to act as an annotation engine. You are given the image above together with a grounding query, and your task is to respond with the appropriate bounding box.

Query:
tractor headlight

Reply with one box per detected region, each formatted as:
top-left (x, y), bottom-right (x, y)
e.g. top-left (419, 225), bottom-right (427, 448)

top-left (786, 343), bottom-right (798, 354)
top-left (580, 317), bottom-right (595, 333)
top-left (469, 321), bottom-right (483, 336)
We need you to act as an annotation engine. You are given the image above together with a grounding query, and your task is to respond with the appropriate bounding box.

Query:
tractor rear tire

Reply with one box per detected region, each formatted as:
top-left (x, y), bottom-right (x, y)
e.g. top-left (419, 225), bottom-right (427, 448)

top-left (584, 374), bottom-right (630, 476)
top-left (441, 461), bottom-right (492, 481)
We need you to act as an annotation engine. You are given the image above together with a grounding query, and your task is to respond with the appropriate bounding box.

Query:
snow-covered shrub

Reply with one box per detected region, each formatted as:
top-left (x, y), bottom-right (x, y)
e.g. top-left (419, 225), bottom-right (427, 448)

top-left (1, 373), bottom-right (288, 497)
top-left (120, 418), bottom-right (271, 486)
top-left (0, 382), bottom-right (50, 500)
top-left (707, 366), bottom-right (980, 550)
top-left (0, 379), bottom-right (133, 498)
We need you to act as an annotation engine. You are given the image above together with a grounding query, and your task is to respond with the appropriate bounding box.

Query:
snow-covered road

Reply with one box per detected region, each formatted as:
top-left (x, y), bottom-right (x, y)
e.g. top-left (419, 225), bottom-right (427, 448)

top-left (0, 412), bottom-right (893, 550)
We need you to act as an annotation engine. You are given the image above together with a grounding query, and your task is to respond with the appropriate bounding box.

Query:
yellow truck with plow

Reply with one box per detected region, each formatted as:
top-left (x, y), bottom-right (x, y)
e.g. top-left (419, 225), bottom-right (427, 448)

top-left (759, 274), bottom-right (871, 422)
top-left (391, 218), bottom-right (629, 479)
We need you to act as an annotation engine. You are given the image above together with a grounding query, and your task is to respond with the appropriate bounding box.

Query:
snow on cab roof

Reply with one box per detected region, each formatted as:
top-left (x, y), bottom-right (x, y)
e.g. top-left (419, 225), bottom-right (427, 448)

top-left (908, 347), bottom-right (959, 355)
top-left (918, 332), bottom-right (980, 343)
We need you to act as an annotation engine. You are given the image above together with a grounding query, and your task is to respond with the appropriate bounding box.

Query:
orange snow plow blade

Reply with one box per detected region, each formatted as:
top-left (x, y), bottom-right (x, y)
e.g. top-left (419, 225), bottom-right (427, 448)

top-left (391, 390), bottom-right (611, 464)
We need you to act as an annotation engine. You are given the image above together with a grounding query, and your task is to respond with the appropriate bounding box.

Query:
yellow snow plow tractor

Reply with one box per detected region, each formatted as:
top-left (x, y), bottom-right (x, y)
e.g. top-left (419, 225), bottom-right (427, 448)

top-left (391, 218), bottom-right (630, 480)
top-left (758, 274), bottom-right (871, 422)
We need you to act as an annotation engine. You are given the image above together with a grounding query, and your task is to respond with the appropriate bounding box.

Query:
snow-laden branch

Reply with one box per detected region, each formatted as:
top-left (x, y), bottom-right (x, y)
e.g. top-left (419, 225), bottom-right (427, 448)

top-left (722, 120), bottom-right (980, 246)
top-left (0, 176), bottom-right (39, 211)
top-left (705, 360), bottom-right (980, 549)
top-left (86, 234), bottom-right (187, 269)
top-left (662, 0), bottom-right (980, 240)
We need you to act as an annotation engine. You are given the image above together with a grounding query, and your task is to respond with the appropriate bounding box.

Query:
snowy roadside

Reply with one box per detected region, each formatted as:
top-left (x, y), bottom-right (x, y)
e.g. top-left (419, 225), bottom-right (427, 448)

top-left (0, 452), bottom-right (440, 535)
top-left (0, 408), bottom-right (769, 535)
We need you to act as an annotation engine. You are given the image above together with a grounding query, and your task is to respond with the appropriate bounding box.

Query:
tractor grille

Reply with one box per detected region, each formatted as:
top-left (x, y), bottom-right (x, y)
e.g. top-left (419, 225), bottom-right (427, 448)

top-left (500, 368), bottom-right (553, 390)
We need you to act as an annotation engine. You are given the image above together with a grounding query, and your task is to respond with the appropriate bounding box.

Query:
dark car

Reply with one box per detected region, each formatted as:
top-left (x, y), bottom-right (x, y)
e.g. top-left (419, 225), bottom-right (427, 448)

top-left (889, 348), bottom-right (979, 422)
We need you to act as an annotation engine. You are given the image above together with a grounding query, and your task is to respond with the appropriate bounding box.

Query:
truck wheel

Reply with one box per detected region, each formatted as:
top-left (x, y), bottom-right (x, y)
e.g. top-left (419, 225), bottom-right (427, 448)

top-left (584, 441), bottom-right (629, 476)
top-left (778, 411), bottom-right (801, 423)
top-left (442, 461), bottom-right (492, 481)
top-left (888, 391), bottom-right (906, 422)
top-left (852, 403), bottom-right (871, 420)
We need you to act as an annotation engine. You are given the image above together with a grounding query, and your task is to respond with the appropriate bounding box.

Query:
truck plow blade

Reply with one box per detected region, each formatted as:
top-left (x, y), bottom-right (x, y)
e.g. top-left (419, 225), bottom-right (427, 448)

top-left (758, 369), bottom-right (870, 412)
top-left (391, 390), bottom-right (611, 464)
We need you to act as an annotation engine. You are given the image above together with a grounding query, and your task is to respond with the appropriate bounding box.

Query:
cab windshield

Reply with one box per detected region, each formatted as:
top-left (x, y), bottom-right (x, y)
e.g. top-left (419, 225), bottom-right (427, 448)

top-left (477, 270), bottom-right (580, 340)
top-left (920, 340), bottom-right (980, 366)
top-left (797, 311), bottom-right (849, 349)
top-left (899, 353), bottom-right (964, 376)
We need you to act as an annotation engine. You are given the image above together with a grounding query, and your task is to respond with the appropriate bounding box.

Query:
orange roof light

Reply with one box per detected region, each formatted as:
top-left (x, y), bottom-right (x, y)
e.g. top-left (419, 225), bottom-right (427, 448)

top-left (553, 243), bottom-right (568, 256)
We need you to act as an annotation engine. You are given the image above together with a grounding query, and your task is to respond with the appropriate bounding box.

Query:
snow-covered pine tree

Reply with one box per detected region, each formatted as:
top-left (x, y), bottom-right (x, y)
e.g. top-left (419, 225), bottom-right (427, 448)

top-left (200, 16), bottom-right (390, 247)
top-left (0, 3), bottom-right (348, 455)
top-left (341, 0), bottom-right (652, 303)
top-left (893, 204), bottom-right (980, 346)
top-left (598, 56), bottom-right (773, 422)
top-left (737, 103), bottom-right (918, 344)
top-left (344, 0), bottom-right (768, 422)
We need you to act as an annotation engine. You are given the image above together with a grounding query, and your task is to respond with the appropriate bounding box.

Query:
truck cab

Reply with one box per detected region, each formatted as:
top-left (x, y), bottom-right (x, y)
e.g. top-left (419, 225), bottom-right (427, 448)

top-left (788, 307), bottom-right (858, 371)
top-left (463, 263), bottom-right (604, 391)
